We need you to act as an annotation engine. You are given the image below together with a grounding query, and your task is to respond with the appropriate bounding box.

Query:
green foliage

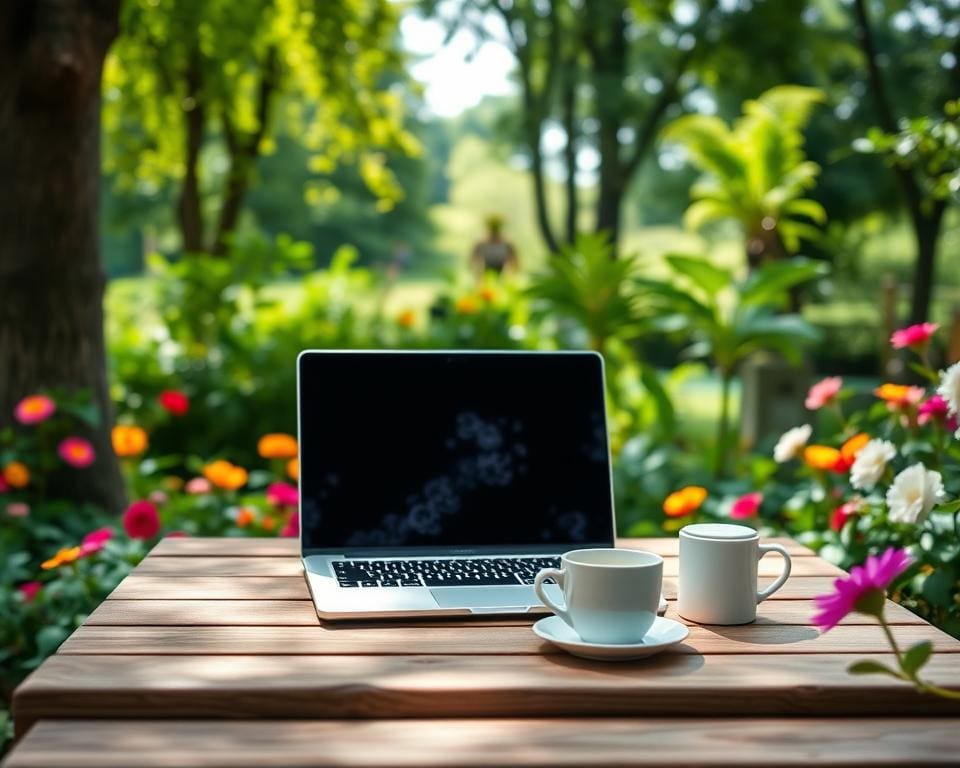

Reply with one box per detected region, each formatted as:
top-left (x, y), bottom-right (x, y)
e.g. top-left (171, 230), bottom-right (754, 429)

top-left (662, 85), bottom-right (827, 262)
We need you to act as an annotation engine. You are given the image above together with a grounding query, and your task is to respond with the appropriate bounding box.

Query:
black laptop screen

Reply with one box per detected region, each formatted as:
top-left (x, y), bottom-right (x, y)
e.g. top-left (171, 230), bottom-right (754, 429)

top-left (297, 352), bottom-right (615, 553)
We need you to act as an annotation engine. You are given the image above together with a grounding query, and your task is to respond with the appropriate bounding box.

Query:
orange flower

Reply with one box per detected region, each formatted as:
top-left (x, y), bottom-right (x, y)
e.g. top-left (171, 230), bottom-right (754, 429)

top-left (663, 486), bottom-right (707, 518)
top-left (261, 516), bottom-right (277, 532)
top-left (839, 433), bottom-right (870, 469)
top-left (396, 309), bottom-right (416, 329)
top-left (479, 286), bottom-right (497, 303)
top-left (203, 460), bottom-right (248, 491)
top-left (41, 545), bottom-right (82, 570)
top-left (874, 383), bottom-right (925, 409)
top-left (803, 445), bottom-right (842, 472)
top-left (257, 433), bottom-right (298, 460)
top-left (3, 461), bottom-right (30, 489)
top-left (455, 295), bottom-right (479, 315)
top-left (112, 425), bottom-right (149, 457)
top-left (236, 508), bottom-right (255, 528)
top-left (287, 458), bottom-right (299, 481)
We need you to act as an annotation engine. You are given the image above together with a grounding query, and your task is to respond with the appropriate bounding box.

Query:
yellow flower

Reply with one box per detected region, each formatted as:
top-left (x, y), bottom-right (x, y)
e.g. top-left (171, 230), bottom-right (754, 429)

top-left (257, 433), bottom-right (298, 460)
top-left (396, 309), bottom-right (416, 328)
top-left (663, 486), bottom-right (707, 518)
top-left (803, 445), bottom-right (842, 471)
top-left (455, 295), bottom-right (479, 315)
top-left (203, 460), bottom-right (248, 491)
top-left (479, 286), bottom-right (497, 303)
top-left (41, 546), bottom-right (82, 570)
top-left (112, 425), bottom-right (149, 457)
top-left (287, 458), bottom-right (299, 481)
top-left (3, 461), bottom-right (30, 489)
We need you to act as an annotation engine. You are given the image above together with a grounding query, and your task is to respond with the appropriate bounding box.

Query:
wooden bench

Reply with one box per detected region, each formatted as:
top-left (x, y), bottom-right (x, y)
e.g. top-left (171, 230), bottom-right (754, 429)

top-left (4, 537), bottom-right (960, 766)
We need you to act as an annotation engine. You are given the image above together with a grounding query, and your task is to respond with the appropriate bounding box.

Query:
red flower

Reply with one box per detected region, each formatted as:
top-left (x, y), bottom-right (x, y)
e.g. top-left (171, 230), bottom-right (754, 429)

top-left (0, 476), bottom-right (8, 494)
top-left (266, 482), bottom-right (298, 509)
top-left (281, 513), bottom-right (299, 538)
top-left (830, 501), bottom-right (860, 533)
top-left (58, 437), bottom-right (96, 468)
top-left (18, 581), bottom-right (42, 602)
top-left (158, 389), bottom-right (190, 416)
top-left (123, 500), bottom-right (160, 539)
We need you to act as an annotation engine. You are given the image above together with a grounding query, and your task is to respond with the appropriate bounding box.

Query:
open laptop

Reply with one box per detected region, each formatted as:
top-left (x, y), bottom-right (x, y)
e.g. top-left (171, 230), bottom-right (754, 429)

top-left (297, 349), bottom-right (617, 620)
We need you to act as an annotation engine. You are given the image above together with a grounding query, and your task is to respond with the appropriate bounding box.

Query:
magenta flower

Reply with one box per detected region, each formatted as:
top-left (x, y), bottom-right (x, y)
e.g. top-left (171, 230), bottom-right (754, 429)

top-left (18, 581), bottom-right (42, 602)
top-left (123, 500), bottom-right (161, 540)
top-left (805, 377), bottom-right (843, 410)
top-left (891, 322), bottom-right (939, 349)
top-left (812, 548), bottom-right (913, 632)
top-left (918, 395), bottom-right (959, 431)
top-left (730, 492), bottom-right (762, 520)
top-left (80, 527), bottom-right (113, 556)
top-left (266, 482), bottom-right (298, 509)
top-left (281, 513), bottom-right (300, 538)
top-left (58, 436), bottom-right (96, 468)
top-left (14, 394), bottom-right (56, 425)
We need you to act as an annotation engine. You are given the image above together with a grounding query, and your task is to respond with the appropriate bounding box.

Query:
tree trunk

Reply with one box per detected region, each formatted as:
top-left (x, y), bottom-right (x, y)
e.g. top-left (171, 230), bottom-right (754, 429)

top-left (908, 203), bottom-right (946, 325)
top-left (0, 0), bottom-right (126, 513)
top-left (179, 46), bottom-right (205, 253)
top-left (561, 66), bottom-right (578, 246)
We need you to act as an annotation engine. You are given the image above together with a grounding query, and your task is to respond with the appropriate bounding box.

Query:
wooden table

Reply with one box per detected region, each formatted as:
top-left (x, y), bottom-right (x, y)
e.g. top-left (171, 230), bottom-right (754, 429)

top-left (5, 537), bottom-right (960, 766)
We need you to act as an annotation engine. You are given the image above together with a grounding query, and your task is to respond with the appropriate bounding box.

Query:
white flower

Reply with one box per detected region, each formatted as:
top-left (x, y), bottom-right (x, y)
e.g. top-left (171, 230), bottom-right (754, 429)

top-left (885, 463), bottom-right (945, 525)
top-left (850, 439), bottom-right (897, 491)
top-left (774, 424), bottom-right (812, 463)
top-left (937, 361), bottom-right (960, 438)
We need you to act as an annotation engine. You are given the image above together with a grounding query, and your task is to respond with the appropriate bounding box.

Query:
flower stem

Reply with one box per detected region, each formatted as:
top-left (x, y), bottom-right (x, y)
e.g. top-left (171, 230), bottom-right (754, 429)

top-left (878, 616), bottom-right (905, 668)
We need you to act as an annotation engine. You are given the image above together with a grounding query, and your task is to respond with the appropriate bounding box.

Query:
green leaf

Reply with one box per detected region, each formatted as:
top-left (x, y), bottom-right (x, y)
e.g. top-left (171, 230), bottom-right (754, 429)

top-left (847, 660), bottom-right (903, 679)
top-left (665, 254), bottom-right (733, 296)
top-left (739, 258), bottom-right (828, 308)
top-left (902, 641), bottom-right (933, 676)
top-left (936, 499), bottom-right (960, 515)
top-left (921, 566), bottom-right (955, 605)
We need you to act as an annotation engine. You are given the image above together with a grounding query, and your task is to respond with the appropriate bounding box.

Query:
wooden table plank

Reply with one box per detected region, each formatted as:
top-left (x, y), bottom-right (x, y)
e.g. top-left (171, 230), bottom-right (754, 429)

top-left (83, 597), bottom-right (928, 627)
top-left (7, 717), bottom-right (960, 767)
top-left (107, 574), bottom-right (843, 601)
top-left (15, 654), bottom-right (960, 730)
top-left (148, 536), bottom-right (818, 558)
top-left (57, 623), bottom-right (960, 657)
top-left (134, 555), bottom-right (841, 578)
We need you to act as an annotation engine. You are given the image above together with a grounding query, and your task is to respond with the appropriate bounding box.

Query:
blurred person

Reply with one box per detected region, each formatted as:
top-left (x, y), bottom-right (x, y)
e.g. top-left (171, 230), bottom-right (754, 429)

top-left (470, 214), bottom-right (517, 281)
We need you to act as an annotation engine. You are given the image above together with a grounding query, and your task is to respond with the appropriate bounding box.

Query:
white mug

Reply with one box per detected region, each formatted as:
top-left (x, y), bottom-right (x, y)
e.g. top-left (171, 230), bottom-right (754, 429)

top-left (678, 523), bottom-right (791, 625)
top-left (534, 548), bottom-right (663, 644)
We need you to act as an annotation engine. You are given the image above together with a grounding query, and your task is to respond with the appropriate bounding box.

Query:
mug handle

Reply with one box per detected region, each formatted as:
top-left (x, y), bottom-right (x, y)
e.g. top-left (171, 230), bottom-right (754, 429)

top-left (756, 543), bottom-right (792, 603)
top-left (533, 567), bottom-right (571, 628)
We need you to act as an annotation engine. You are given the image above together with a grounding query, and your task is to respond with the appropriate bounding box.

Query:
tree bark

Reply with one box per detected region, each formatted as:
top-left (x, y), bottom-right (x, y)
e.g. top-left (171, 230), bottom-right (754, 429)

top-left (0, 0), bottom-right (125, 512)
top-left (909, 201), bottom-right (946, 326)
top-left (178, 45), bottom-right (205, 253)
top-left (561, 64), bottom-right (578, 246)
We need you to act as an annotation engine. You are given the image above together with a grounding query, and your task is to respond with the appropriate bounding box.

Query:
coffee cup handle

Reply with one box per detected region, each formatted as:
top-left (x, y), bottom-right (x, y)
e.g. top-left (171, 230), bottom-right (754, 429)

top-left (756, 543), bottom-right (792, 603)
top-left (534, 567), bottom-right (571, 628)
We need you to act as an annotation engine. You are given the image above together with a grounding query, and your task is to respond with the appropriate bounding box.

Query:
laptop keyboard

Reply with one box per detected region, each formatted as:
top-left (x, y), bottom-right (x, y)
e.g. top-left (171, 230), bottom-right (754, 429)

top-left (333, 556), bottom-right (561, 588)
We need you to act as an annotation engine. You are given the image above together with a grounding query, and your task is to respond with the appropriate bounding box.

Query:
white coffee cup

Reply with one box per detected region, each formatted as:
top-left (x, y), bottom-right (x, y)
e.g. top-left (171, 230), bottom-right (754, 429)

top-left (534, 548), bottom-right (663, 644)
top-left (678, 523), bottom-right (792, 625)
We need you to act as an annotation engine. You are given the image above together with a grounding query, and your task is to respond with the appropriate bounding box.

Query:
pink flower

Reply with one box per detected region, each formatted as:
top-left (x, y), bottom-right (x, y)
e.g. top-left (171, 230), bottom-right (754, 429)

top-left (266, 482), bottom-right (298, 509)
top-left (281, 513), bottom-right (300, 538)
top-left (149, 490), bottom-right (169, 506)
top-left (6, 502), bottom-right (30, 518)
top-left (891, 322), bottom-right (939, 350)
top-left (14, 394), bottom-right (56, 425)
top-left (830, 500), bottom-right (860, 532)
top-left (805, 377), bottom-right (843, 410)
top-left (123, 500), bottom-right (161, 539)
top-left (730, 492), bottom-right (762, 520)
top-left (18, 581), bottom-right (42, 602)
top-left (0, 476), bottom-right (9, 494)
top-left (918, 395), bottom-right (959, 431)
top-left (812, 548), bottom-right (913, 631)
top-left (80, 527), bottom-right (113, 556)
top-left (185, 477), bottom-right (212, 495)
top-left (58, 437), bottom-right (96, 468)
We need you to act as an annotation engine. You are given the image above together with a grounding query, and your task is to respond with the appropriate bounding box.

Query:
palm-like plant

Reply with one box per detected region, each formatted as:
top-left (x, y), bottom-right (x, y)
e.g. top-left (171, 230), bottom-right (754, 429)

top-left (637, 255), bottom-right (826, 477)
top-left (661, 85), bottom-right (827, 270)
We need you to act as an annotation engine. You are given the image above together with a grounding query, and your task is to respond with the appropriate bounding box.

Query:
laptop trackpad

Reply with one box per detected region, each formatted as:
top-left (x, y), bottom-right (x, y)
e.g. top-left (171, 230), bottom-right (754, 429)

top-left (431, 585), bottom-right (558, 611)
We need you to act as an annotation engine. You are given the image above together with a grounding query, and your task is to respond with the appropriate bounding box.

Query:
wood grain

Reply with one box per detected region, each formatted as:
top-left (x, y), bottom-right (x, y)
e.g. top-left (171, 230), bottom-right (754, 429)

top-left (134, 554), bottom-right (839, 578)
top-left (56, 623), bottom-right (960, 657)
top-left (107, 575), bottom-right (843, 601)
top-left (83, 597), bottom-right (927, 627)
top-left (15, 654), bottom-right (960, 729)
top-left (7, 717), bottom-right (960, 767)
top-left (148, 536), bottom-right (818, 558)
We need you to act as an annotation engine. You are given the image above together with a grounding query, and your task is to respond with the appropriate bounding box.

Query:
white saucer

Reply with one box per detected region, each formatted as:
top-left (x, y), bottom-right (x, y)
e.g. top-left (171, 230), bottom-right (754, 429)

top-left (532, 615), bottom-right (689, 661)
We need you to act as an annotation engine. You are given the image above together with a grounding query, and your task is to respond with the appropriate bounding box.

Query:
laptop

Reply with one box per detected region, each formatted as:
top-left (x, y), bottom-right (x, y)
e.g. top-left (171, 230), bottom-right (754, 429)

top-left (297, 349), bottom-right (616, 619)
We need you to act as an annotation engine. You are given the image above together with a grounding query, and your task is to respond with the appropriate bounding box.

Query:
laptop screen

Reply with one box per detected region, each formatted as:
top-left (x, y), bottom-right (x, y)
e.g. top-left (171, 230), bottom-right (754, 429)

top-left (297, 351), bottom-right (615, 554)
